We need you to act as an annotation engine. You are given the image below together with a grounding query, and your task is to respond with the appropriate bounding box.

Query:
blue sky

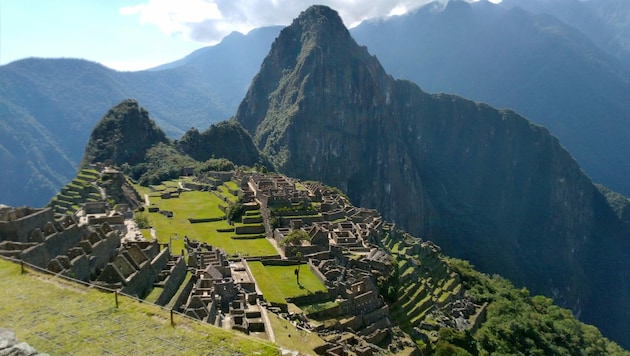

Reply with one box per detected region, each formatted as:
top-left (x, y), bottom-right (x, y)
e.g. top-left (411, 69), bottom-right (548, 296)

top-left (1, 0), bottom-right (500, 71)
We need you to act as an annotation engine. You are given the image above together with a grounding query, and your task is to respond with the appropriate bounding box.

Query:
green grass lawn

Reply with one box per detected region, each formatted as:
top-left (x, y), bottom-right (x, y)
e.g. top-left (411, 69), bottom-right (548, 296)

top-left (135, 189), bottom-right (276, 257)
top-left (217, 185), bottom-right (239, 203)
top-left (139, 214), bottom-right (276, 257)
top-left (0, 259), bottom-right (278, 355)
top-left (224, 181), bottom-right (238, 190)
top-left (156, 191), bottom-right (226, 220)
top-left (248, 262), bottom-right (327, 304)
top-left (267, 312), bottom-right (325, 355)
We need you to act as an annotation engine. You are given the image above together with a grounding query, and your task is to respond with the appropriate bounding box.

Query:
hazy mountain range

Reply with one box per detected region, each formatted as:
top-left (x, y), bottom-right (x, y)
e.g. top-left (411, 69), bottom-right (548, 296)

top-left (1, 0), bottom-right (629, 207)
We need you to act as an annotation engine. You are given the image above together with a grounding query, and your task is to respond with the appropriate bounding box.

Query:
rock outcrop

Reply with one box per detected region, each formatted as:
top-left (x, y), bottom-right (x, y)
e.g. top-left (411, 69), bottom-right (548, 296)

top-left (235, 5), bottom-right (630, 346)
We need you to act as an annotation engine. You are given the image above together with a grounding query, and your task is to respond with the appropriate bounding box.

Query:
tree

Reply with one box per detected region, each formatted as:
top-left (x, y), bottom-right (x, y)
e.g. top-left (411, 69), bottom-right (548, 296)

top-left (280, 229), bottom-right (310, 246)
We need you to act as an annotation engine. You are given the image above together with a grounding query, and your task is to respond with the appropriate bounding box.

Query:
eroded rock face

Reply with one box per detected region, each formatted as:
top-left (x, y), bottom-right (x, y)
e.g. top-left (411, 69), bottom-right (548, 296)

top-left (235, 5), bottom-right (630, 346)
top-left (0, 328), bottom-right (48, 356)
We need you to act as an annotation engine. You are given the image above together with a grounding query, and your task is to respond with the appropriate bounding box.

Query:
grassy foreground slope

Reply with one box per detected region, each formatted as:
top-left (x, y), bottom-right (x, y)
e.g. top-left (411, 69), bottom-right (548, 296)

top-left (0, 259), bottom-right (279, 355)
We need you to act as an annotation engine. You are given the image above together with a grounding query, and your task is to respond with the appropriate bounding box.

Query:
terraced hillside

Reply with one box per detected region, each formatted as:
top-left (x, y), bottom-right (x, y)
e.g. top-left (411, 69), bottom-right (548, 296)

top-left (48, 168), bottom-right (101, 217)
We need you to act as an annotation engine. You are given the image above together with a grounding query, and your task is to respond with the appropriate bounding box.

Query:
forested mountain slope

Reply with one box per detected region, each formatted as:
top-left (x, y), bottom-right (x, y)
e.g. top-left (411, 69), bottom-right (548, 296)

top-left (235, 5), bottom-right (630, 348)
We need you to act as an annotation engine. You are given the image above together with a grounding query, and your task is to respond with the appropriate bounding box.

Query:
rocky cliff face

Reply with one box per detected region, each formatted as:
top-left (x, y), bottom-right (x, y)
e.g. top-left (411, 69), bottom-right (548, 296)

top-left (235, 5), bottom-right (630, 346)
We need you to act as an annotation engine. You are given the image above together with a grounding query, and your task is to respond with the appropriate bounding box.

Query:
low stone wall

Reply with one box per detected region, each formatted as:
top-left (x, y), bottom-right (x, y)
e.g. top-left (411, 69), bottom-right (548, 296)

top-left (307, 303), bottom-right (341, 319)
top-left (234, 225), bottom-right (265, 234)
top-left (0, 207), bottom-right (54, 243)
top-left (156, 257), bottom-right (187, 306)
top-left (172, 275), bottom-right (196, 313)
top-left (90, 231), bottom-right (121, 271)
top-left (309, 261), bottom-right (328, 286)
top-left (88, 215), bottom-right (125, 225)
top-left (21, 226), bottom-right (82, 267)
top-left (182, 182), bottom-right (212, 191)
top-left (261, 259), bottom-right (300, 266)
top-left (283, 245), bottom-right (327, 258)
top-left (230, 234), bottom-right (266, 240)
top-left (188, 217), bottom-right (224, 223)
top-left (242, 216), bottom-right (263, 224)
top-left (279, 215), bottom-right (324, 226)
top-left (286, 290), bottom-right (330, 306)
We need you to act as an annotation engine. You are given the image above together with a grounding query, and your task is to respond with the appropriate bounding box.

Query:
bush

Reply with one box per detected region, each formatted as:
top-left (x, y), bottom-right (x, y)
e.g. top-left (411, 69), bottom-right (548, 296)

top-left (227, 202), bottom-right (245, 223)
top-left (133, 212), bottom-right (151, 229)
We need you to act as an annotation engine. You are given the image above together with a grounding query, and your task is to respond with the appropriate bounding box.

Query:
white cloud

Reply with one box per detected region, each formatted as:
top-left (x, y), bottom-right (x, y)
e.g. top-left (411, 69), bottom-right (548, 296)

top-left (120, 0), bottom-right (500, 44)
top-left (120, 0), bottom-right (223, 39)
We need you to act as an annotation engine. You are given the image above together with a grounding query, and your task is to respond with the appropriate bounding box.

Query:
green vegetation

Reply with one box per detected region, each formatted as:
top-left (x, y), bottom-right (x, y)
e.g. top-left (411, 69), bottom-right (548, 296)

top-left (194, 158), bottom-right (235, 175)
top-left (133, 187), bottom-right (276, 257)
top-left (299, 300), bottom-right (339, 315)
top-left (48, 168), bottom-right (101, 217)
top-left (0, 259), bottom-right (278, 355)
top-left (448, 259), bottom-right (628, 355)
top-left (126, 143), bottom-right (197, 186)
top-left (81, 99), bottom-right (169, 168)
top-left (267, 312), bottom-right (325, 355)
top-left (227, 201), bottom-right (245, 222)
top-left (248, 262), bottom-right (327, 304)
top-left (177, 120), bottom-right (274, 169)
top-left (279, 229), bottom-right (311, 246)
top-left (133, 212), bottom-right (151, 229)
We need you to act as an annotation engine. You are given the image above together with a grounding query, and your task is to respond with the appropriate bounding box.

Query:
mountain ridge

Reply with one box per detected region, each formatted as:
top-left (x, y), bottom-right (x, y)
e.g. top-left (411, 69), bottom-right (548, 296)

top-left (3, 1), bottom-right (630, 207)
top-left (235, 5), bottom-right (630, 347)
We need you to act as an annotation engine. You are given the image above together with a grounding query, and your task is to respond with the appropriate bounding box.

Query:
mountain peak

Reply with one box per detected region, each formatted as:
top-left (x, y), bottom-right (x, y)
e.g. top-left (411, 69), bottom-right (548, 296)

top-left (293, 5), bottom-right (348, 36)
top-left (81, 99), bottom-right (168, 167)
top-left (236, 4), bottom-right (387, 145)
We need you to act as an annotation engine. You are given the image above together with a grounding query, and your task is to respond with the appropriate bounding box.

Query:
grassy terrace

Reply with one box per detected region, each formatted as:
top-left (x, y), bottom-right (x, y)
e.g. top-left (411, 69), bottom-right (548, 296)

top-left (267, 312), bottom-right (326, 355)
top-left (248, 262), bottom-right (327, 304)
top-left (134, 181), bottom-right (277, 257)
top-left (0, 259), bottom-right (278, 355)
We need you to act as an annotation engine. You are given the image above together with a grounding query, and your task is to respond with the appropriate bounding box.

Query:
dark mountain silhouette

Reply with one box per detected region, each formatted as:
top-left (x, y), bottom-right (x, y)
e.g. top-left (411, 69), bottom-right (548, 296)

top-left (351, 0), bottom-right (630, 197)
top-left (235, 5), bottom-right (630, 347)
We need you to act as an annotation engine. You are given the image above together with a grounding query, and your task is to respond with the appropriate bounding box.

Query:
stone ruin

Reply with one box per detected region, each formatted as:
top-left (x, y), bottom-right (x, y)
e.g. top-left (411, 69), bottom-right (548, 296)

top-left (177, 237), bottom-right (268, 338)
top-left (0, 202), bottom-right (184, 300)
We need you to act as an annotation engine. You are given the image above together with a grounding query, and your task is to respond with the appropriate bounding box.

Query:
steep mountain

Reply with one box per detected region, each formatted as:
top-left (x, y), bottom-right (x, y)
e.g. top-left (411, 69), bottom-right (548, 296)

top-left (80, 100), bottom-right (269, 186)
top-left (178, 120), bottom-right (273, 169)
top-left (81, 99), bottom-right (168, 167)
top-left (0, 27), bottom-right (280, 207)
top-left (235, 5), bottom-right (630, 347)
top-left (351, 0), bottom-right (630, 197)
